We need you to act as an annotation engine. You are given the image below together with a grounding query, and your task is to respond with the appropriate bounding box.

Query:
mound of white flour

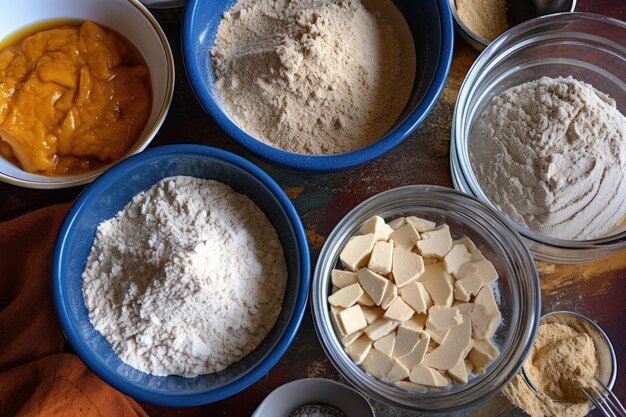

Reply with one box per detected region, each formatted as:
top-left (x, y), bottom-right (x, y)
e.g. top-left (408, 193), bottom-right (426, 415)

top-left (470, 76), bottom-right (626, 240)
top-left (82, 176), bottom-right (287, 377)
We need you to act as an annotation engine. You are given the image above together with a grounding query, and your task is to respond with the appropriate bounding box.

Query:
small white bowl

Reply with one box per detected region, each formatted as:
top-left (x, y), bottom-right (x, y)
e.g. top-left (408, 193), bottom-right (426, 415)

top-left (0, 0), bottom-right (174, 189)
top-left (252, 378), bottom-right (375, 417)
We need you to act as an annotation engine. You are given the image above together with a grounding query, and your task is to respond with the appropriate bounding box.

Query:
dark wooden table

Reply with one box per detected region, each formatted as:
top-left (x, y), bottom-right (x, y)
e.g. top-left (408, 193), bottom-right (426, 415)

top-left (1, 2), bottom-right (624, 416)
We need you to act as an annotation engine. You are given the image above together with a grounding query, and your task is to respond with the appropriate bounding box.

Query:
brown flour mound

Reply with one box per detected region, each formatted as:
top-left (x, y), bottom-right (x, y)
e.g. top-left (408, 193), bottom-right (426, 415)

top-left (211, 0), bottom-right (415, 155)
top-left (503, 323), bottom-right (597, 417)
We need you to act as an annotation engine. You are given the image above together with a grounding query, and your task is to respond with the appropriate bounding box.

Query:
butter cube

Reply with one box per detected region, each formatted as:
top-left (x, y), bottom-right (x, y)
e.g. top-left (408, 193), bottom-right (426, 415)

top-left (383, 359), bottom-right (410, 382)
top-left (362, 348), bottom-right (395, 380)
top-left (393, 325), bottom-right (422, 359)
top-left (448, 358), bottom-right (469, 384)
top-left (392, 246), bottom-right (425, 287)
top-left (468, 339), bottom-right (499, 372)
top-left (364, 318), bottom-right (399, 340)
top-left (403, 313), bottom-right (427, 332)
top-left (426, 306), bottom-right (462, 331)
top-left (380, 281), bottom-right (398, 310)
top-left (368, 240), bottom-right (394, 275)
top-left (387, 217), bottom-right (407, 229)
top-left (400, 281), bottom-right (432, 314)
top-left (474, 285), bottom-right (499, 315)
top-left (420, 262), bottom-right (454, 307)
top-left (398, 331), bottom-right (430, 368)
top-left (394, 380), bottom-right (428, 393)
top-left (341, 330), bottom-right (364, 347)
top-left (356, 268), bottom-right (389, 306)
top-left (359, 216), bottom-right (394, 242)
top-left (330, 305), bottom-right (346, 337)
top-left (384, 297), bottom-right (415, 322)
top-left (454, 273), bottom-right (484, 302)
top-left (357, 291), bottom-right (376, 307)
top-left (473, 259), bottom-right (499, 284)
top-left (338, 304), bottom-right (368, 335)
top-left (424, 326), bottom-right (448, 345)
top-left (454, 302), bottom-right (474, 320)
top-left (416, 225), bottom-right (452, 258)
top-left (471, 303), bottom-right (501, 340)
top-left (373, 332), bottom-right (396, 357)
top-left (409, 365), bottom-right (451, 388)
top-left (346, 334), bottom-right (373, 365)
top-left (443, 244), bottom-right (472, 276)
top-left (423, 320), bottom-right (472, 370)
top-left (361, 306), bottom-right (385, 324)
top-left (340, 233), bottom-right (376, 271)
top-left (328, 283), bottom-right (363, 308)
top-left (406, 216), bottom-right (437, 232)
top-left (389, 223), bottom-right (421, 249)
top-left (331, 269), bottom-right (358, 288)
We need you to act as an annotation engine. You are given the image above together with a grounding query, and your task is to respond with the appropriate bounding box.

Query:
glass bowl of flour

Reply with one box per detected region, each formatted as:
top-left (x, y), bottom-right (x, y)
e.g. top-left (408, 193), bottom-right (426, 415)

top-left (451, 12), bottom-right (626, 263)
top-left (51, 145), bottom-right (310, 406)
top-left (311, 185), bottom-right (540, 412)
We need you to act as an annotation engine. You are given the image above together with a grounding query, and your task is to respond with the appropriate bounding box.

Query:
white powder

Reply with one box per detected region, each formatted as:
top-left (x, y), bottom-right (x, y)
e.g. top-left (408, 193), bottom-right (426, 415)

top-left (211, 0), bottom-right (415, 155)
top-left (82, 176), bottom-right (287, 377)
top-left (470, 76), bottom-right (626, 240)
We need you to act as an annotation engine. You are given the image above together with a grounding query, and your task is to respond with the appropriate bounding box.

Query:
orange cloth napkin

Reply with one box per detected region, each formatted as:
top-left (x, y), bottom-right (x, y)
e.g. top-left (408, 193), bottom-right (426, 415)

top-left (0, 204), bottom-right (148, 417)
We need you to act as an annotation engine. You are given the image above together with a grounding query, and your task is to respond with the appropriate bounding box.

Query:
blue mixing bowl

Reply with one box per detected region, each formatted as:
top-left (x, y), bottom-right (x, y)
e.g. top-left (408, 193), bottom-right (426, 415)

top-left (182, 0), bottom-right (453, 171)
top-left (52, 145), bottom-right (310, 406)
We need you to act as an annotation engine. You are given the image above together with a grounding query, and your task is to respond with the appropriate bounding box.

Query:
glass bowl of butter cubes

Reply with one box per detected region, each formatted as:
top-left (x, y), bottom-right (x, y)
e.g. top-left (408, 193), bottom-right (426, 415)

top-left (311, 185), bottom-right (541, 412)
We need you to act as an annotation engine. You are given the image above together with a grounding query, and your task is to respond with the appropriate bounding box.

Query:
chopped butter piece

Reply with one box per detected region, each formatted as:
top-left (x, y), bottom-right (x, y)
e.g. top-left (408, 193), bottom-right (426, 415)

top-left (474, 285), bottom-right (499, 315)
top-left (403, 313), bottom-right (427, 332)
top-left (424, 326), bottom-right (448, 345)
top-left (338, 305), bottom-right (367, 335)
top-left (454, 302), bottom-right (474, 320)
top-left (406, 216), bottom-right (437, 232)
top-left (420, 262), bottom-right (454, 307)
top-left (400, 281), bottom-right (432, 314)
top-left (387, 217), bottom-right (406, 229)
top-left (392, 246), bottom-right (425, 287)
top-left (453, 237), bottom-right (479, 254)
top-left (380, 281), bottom-right (398, 310)
top-left (389, 223), bottom-right (420, 249)
top-left (359, 216), bottom-right (394, 242)
top-left (394, 380), bottom-right (428, 393)
top-left (454, 273), bottom-right (483, 302)
top-left (473, 259), bottom-right (498, 284)
top-left (364, 318), bottom-right (400, 341)
top-left (443, 244), bottom-right (472, 276)
top-left (423, 320), bottom-right (472, 370)
top-left (356, 268), bottom-right (389, 306)
top-left (331, 269), bottom-right (358, 288)
top-left (330, 305), bottom-right (346, 337)
top-left (468, 339), bottom-right (499, 372)
top-left (357, 291), bottom-right (376, 307)
top-left (361, 306), bottom-right (384, 324)
top-left (362, 348), bottom-right (395, 379)
top-left (373, 332), bottom-right (396, 357)
top-left (383, 359), bottom-right (410, 382)
top-left (340, 233), bottom-right (376, 271)
top-left (368, 240), bottom-right (394, 275)
top-left (328, 283), bottom-right (364, 308)
top-left (346, 334), bottom-right (373, 365)
top-left (456, 262), bottom-right (479, 279)
top-left (409, 364), bottom-right (451, 388)
top-left (393, 325), bottom-right (421, 359)
top-left (398, 331), bottom-right (430, 368)
top-left (384, 297), bottom-right (415, 322)
top-left (341, 330), bottom-right (364, 347)
top-left (416, 225), bottom-right (452, 258)
top-left (471, 303), bottom-right (501, 340)
top-left (426, 306), bottom-right (462, 331)
top-left (448, 358), bottom-right (469, 384)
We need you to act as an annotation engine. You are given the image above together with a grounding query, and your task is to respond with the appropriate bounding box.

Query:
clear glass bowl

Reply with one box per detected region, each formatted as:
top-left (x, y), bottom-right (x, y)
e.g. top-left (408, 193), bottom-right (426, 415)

top-left (451, 12), bottom-right (626, 263)
top-left (311, 185), bottom-right (540, 412)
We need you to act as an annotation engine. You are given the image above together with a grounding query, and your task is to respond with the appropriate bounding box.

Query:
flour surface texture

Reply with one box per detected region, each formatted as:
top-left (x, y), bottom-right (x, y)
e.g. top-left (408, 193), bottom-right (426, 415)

top-left (82, 176), bottom-right (288, 377)
top-left (470, 76), bottom-right (626, 240)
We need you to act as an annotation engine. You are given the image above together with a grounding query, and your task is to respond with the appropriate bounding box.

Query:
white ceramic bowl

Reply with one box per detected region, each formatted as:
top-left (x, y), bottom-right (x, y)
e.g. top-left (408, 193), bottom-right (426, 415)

top-left (0, 0), bottom-right (174, 189)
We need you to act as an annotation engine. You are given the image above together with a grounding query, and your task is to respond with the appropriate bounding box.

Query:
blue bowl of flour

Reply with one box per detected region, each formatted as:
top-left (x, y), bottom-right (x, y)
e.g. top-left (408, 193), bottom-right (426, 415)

top-left (182, 0), bottom-right (453, 171)
top-left (52, 145), bottom-right (310, 406)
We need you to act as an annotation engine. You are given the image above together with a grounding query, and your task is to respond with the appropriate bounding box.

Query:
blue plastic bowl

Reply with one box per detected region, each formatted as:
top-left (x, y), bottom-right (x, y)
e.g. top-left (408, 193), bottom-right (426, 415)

top-left (182, 0), bottom-right (453, 171)
top-left (52, 145), bottom-right (310, 407)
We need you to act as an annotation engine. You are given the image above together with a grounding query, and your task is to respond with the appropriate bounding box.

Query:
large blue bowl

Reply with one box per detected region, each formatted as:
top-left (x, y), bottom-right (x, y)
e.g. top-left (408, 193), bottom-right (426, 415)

top-left (182, 0), bottom-right (453, 171)
top-left (52, 145), bottom-right (310, 406)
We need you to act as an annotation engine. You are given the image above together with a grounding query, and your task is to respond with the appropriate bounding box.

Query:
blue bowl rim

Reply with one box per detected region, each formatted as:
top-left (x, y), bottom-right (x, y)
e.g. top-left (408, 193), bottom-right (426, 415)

top-left (181, 0), bottom-right (454, 172)
top-left (51, 144), bottom-right (311, 407)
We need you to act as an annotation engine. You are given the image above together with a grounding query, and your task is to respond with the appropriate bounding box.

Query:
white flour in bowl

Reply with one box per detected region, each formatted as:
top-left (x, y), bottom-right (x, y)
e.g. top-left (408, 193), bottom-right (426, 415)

top-left (470, 76), bottom-right (626, 240)
top-left (82, 176), bottom-right (287, 377)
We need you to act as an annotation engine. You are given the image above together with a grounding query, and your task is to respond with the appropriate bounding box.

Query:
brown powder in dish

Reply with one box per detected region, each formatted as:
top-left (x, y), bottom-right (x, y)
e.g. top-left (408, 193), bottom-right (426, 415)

top-left (456, 0), bottom-right (508, 42)
top-left (503, 322), bottom-right (597, 417)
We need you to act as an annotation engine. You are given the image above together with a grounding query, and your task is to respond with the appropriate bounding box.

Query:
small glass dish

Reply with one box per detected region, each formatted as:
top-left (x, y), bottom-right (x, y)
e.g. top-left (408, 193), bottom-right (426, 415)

top-left (451, 12), bottom-right (626, 263)
top-left (311, 185), bottom-right (540, 412)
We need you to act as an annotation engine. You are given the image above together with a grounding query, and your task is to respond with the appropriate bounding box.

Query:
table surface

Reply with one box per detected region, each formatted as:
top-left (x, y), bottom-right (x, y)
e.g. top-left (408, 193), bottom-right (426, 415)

top-left (1, 2), bottom-right (624, 416)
